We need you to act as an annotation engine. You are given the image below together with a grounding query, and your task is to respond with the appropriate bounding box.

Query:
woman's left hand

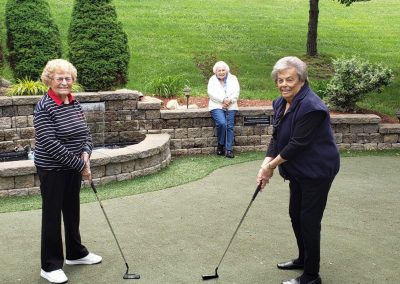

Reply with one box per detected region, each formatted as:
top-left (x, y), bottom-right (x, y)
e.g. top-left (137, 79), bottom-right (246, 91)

top-left (223, 98), bottom-right (231, 109)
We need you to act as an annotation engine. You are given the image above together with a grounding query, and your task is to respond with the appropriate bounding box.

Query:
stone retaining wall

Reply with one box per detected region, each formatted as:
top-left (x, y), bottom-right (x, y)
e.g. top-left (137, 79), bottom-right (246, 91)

top-left (159, 108), bottom-right (400, 154)
top-left (0, 134), bottom-right (171, 197)
top-left (0, 91), bottom-right (399, 197)
top-left (159, 107), bottom-right (274, 155)
top-left (0, 89), bottom-right (160, 152)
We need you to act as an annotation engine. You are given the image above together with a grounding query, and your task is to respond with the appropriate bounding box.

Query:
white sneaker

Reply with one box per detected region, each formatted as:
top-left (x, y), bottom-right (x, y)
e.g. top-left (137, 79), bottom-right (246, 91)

top-left (40, 269), bottom-right (68, 283)
top-left (65, 252), bottom-right (102, 265)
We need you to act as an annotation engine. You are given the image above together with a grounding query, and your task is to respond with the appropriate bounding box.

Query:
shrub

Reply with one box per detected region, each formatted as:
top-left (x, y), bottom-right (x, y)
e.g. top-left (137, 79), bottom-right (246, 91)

top-left (310, 79), bottom-right (330, 99)
top-left (5, 0), bottom-right (62, 80)
top-left (68, 0), bottom-right (130, 91)
top-left (193, 52), bottom-right (240, 83)
top-left (6, 78), bottom-right (83, 96)
top-left (6, 78), bottom-right (47, 96)
top-left (149, 75), bottom-right (189, 98)
top-left (193, 52), bottom-right (217, 83)
top-left (0, 44), bottom-right (4, 67)
top-left (324, 56), bottom-right (394, 112)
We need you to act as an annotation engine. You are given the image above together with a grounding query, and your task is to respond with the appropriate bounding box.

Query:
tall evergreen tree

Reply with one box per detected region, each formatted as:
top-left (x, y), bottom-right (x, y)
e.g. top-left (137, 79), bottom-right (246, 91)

top-left (68, 0), bottom-right (130, 91)
top-left (5, 0), bottom-right (61, 80)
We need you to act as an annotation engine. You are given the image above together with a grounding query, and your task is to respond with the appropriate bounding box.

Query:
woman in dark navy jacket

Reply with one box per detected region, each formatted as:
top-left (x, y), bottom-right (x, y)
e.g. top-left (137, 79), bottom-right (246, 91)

top-left (257, 56), bottom-right (340, 284)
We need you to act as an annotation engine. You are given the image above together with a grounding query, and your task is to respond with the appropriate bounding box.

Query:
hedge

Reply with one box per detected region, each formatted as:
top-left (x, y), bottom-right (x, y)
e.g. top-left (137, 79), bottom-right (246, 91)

top-left (68, 0), bottom-right (130, 91)
top-left (5, 0), bottom-right (62, 80)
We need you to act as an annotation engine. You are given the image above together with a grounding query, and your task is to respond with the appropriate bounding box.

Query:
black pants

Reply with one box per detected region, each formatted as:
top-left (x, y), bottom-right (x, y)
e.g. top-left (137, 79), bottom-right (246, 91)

top-left (38, 168), bottom-right (88, 272)
top-left (288, 177), bottom-right (333, 277)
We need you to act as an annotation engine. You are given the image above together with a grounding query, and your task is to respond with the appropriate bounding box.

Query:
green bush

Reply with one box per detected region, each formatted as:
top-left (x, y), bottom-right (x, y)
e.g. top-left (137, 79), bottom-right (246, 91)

top-left (68, 0), bottom-right (130, 91)
top-left (193, 52), bottom-right (217, 83)
top-left (324, 57), bottom-right (394, 112)
top-left (310, 79), bottom-right (330, 99)
top-left (5, 0), bottom-right (61, 80)
top-left (193, 53), bottom-right (240, 83)
top-left (0, 44), bottom-right (4, 67)
top-left (149, 75), bottom-right (189, 98)
top-left (6, 78), bottom-right (47, 96)
top-left (6, 78), bottom-right (83, 96)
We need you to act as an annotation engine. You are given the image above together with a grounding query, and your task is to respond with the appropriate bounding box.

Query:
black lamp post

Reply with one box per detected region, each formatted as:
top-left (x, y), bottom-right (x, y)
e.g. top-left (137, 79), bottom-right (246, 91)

top-left (184, 86), bottom-right (191, 109)
top-left (396, 109), bottom-right (400, 122)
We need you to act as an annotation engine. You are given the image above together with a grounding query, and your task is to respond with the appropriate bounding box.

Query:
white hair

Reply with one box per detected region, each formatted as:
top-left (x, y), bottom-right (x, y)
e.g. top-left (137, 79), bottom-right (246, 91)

top-left (41, 59), bottom-right (77, 86)
top-left (212, 61), bottom-right (230, 73)
top-left (271, 56), bottom-right (308, 82)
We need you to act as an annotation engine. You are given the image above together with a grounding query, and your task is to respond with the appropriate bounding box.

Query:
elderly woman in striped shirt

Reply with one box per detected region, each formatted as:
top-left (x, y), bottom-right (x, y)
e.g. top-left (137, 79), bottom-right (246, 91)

top-left (34, 59), bottom-right (101, 284)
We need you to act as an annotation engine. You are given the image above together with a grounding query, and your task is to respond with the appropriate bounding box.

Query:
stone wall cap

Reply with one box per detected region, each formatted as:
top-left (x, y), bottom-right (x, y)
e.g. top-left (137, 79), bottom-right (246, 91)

top-left (0, 96), bottom-right (43, 106)
top-left (75, 90), bottom-right (141, 102)
top-left (0, 96), bottom-right (12, 106)
top-left (161, 108), bottom-right (210, 119)
top-left (238, 106), bottom-right (274, 116)
top-left (330, 114), bottom-right (381, 124)
top-left (12, 96), bottom-right (42, 105)
top-left (137, 96), bottom-right (162, 110)
top-left (90, 133), bottom-right (170, 165)
top-left (74, 93), bottom-right (102, 102)
top-left (161, 107), bottom-right (274, 119)
top-left (379, 123), bottom-right (400, 134)
top-left (0, 160), bottom-right (35, 177)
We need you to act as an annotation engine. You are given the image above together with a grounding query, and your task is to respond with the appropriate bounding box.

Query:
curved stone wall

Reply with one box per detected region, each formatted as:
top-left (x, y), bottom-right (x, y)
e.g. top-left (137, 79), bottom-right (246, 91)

top-left (0, 134), bottom-right (171, 197)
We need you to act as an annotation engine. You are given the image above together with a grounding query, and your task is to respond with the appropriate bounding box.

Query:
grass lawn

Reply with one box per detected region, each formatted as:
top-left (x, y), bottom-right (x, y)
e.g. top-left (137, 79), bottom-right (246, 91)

top-left (0, 0), bottom-right (398, 116)
top-left (0, 149), bottom-right (399, 214)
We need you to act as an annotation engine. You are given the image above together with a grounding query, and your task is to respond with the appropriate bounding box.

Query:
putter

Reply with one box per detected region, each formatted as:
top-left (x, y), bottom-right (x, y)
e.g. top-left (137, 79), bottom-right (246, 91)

top-left (90, 182), bottom-right (140, 280)
top-left (202, 184), bottom-right (262, 280)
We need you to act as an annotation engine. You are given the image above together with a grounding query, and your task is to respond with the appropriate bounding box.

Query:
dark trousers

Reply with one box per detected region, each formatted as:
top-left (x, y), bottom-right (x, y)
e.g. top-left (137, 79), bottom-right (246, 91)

top-left (37, 168), bottom-right (88, 272)
top-left (288, 178), bottom-right (333, 277)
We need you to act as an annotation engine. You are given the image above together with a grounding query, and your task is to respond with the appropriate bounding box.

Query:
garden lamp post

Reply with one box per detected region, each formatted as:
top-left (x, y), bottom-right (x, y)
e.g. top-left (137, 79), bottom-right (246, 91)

top-left (396, 109), bottom-right (400, 122)
top-left (184, 86), bottom-right (191, 109)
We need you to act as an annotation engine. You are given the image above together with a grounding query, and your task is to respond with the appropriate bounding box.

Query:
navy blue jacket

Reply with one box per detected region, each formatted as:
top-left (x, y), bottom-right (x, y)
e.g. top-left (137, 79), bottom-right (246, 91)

top-left (270, 83), bottom-right (340, 180)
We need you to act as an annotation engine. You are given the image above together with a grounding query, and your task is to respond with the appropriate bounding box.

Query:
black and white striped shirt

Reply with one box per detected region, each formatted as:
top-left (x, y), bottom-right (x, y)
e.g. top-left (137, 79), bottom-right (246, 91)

top-left (33, 90), bottom-right (92, 171)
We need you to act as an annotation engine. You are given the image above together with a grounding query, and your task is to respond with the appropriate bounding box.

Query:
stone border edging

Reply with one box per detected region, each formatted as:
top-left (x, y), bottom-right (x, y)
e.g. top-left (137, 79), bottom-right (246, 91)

top-left (0, 134), bottom-right (171, 197)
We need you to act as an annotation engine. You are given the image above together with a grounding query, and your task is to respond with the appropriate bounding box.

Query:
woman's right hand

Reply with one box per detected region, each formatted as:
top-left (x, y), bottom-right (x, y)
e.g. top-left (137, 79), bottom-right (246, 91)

top-left (256, 166), bottom-right (274, 191)
top-left (81, 152), bottom-right (92, 181)
top-left (81, 162), bottom-right (92, 181)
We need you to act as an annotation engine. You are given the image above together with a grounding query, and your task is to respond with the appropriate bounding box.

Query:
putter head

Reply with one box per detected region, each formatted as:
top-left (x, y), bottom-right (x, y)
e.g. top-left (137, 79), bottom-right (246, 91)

top-left (123, 273), bottom-right (140, 280)
top-left (202, 274), bottom-right (219, 280)
top-left (202, 268), bottom-right (219, 281)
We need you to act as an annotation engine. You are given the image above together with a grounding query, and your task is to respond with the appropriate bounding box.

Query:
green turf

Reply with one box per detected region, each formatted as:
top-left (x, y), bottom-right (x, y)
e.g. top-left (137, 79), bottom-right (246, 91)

top-left (0, 149), bottom-right (399, 214)
top-left (0, 0), bottom-right (398, 116)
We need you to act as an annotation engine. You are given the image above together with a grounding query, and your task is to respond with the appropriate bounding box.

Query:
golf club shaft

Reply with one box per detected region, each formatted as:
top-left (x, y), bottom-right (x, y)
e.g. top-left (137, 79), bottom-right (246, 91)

top-left (90, 182), bottom-right (129, 266)
top-left (215, 184), bottom-right (261, 269)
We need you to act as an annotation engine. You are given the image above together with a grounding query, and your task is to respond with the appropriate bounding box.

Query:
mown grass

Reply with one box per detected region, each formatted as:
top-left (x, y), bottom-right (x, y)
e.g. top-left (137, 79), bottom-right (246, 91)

top-left (0, 0), bottom-right (399, 115)
top-left (0, 149), bottom-right (399, 214)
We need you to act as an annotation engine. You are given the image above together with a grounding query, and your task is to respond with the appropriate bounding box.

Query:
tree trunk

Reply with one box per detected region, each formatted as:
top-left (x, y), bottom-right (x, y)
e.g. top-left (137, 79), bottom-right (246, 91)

top-left (307, 0), bottom-right (319, 56)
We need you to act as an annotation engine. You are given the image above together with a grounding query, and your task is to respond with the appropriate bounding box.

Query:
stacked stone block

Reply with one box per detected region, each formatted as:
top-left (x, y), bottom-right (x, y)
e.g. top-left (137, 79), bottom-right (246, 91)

top-left (0, 91), bottom-right (399, 197)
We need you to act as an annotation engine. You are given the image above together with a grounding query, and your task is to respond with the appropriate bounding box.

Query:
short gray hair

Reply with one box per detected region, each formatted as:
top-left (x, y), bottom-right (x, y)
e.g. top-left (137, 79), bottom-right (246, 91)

top-left (41, 59), bottom-right (77, 86)
top-left (271, 56), bottom-right (308, 82)
top-left (213, 61), bottom-right (230, 74)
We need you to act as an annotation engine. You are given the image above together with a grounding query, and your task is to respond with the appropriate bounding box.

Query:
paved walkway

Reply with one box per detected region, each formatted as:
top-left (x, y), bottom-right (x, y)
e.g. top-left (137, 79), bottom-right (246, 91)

top-left (0, 156), bottom-right (399, 284)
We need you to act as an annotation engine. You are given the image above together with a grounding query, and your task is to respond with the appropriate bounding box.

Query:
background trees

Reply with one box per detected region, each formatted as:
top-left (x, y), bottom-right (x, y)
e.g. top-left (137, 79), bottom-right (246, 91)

top-left (5, 0), bottom-right (61, 79)
top-left (68, 0), bottom-right (130, 91)
top-left (307, 0), bottom-right (360, 56)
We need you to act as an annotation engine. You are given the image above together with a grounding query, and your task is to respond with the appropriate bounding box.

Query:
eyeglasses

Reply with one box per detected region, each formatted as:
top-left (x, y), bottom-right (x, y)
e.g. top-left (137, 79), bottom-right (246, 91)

top-left (52, 77), bottom-right (73, 83)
